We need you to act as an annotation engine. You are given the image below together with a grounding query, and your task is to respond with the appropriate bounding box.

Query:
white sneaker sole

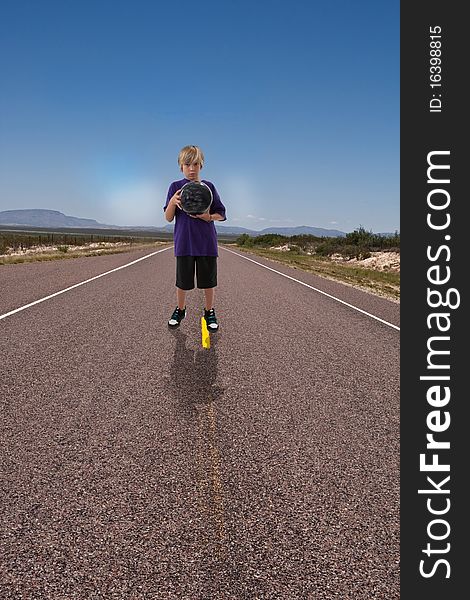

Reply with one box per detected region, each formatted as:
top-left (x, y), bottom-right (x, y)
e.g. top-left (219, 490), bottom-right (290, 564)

top-left (168, 310), bottom-right (186, 327)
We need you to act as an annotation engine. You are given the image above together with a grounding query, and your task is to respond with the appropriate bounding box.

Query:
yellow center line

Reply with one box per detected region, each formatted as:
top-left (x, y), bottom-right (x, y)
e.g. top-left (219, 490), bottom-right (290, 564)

top-left (207, 402), bottom-right (227, 550)
top-left (201, 316), bottom-right (210, 348)
top-left (195, 399), bottom-right (227, 559)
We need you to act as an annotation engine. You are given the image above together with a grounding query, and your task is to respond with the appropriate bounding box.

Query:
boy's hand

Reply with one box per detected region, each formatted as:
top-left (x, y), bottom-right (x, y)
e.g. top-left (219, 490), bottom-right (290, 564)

top-left (190, 212), bottom-right (211, 222)
top-left (169, 190), bottom-right (182, 209)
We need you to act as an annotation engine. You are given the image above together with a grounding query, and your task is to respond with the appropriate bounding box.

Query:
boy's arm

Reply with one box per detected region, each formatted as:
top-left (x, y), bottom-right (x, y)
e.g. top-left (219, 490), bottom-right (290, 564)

top-left (209, 183), bottom-right (226, 221)
top-left (192, 212), bottom-right (223, 222)
top-left (164, 189), bottom-right (182, 222)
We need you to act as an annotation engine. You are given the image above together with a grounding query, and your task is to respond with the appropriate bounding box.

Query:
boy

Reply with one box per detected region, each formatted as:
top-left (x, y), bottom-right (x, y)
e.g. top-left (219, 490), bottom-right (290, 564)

top-left (164, 145), bottom-right (226, 331)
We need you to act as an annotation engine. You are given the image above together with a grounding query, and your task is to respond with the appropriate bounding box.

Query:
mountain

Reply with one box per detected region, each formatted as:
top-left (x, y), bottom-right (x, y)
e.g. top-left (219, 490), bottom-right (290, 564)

top-left (162, 224), bottom-right (259, 236)
top-left (251, 225), bottom-right (346, 237)
top-left (3, 209), bottom-right (393, 238)
top-left (165, 224), bottom-right (348, 237)
top-left (0, 209), bottom-right (111, 229)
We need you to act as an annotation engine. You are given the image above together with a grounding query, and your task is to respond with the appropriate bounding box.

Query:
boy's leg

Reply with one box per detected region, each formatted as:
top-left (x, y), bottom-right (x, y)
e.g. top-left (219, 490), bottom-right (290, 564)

top-left (203, 288), bottom-right (218, 331)
top-left (203, 287), bottom-right (214, 310)
top-left (168, 257), bottom-right (194, 328)
top-left (195, 257), bottom-right (217, 295)
top-left (196, 256), bottom-right (219, 330)
top-left (177, 288), bottom-right (187, 309)
top-left (175, 256), bottom-right (196, 298)
top-left (168, 288), bottom-right (187, 327)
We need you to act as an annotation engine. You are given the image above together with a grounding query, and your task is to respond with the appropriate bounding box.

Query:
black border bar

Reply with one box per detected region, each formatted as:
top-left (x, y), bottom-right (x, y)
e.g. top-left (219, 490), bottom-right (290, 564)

top-left (401, 2), bottom-right (467, 597)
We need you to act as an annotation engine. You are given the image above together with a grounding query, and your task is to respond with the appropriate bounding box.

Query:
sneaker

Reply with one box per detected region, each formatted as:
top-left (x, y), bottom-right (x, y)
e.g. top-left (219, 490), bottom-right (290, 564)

top-left (204, 308), bottom-right (219, 332)
top-left (168, 306), bottom-right (186, 328)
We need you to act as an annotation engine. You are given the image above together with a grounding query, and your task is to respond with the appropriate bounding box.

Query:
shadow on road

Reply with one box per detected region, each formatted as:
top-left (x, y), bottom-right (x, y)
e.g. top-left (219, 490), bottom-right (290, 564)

top-left (165, 329), bottom-right (231, 572)
top-left (164, 331), bottom-right (273, 597)
top-left (166, 329), bottom-right (225, 416)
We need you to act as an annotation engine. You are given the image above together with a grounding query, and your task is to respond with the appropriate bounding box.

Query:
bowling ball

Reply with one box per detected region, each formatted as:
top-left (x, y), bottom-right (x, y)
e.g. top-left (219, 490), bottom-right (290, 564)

top-left (180, 181), bottom-right (213, 215)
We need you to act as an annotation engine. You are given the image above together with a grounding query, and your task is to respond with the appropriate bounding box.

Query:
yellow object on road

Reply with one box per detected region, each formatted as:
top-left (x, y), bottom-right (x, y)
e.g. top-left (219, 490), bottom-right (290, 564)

top-left (201, 316), bottom-right (210, 349)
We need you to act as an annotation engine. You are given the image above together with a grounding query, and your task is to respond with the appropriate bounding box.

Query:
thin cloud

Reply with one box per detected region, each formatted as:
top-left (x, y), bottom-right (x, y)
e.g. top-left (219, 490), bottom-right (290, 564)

top-left (246, 214), bottom-right (267, 221)
top-left (105, 180), bottom-right (164, 226)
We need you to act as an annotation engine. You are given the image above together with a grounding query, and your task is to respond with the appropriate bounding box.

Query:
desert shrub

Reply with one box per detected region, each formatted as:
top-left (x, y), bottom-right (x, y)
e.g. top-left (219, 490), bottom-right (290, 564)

top-left (315, 241), bottom-right (341, 256)
top-left (236, 226), bottom-right (399, 256)
top-left (289, 234), bottom-right (322, 251)
top-left (236, 233), bottom-right (254, 247)
top-left (253, 234), bottom-right (288, 247)
top-left (344, 226), bottom-right (400, 251)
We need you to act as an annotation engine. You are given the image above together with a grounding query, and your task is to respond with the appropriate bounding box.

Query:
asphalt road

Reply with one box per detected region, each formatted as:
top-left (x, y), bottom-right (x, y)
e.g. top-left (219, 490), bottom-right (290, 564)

top-left (0, 246), bottom-right (400, 599)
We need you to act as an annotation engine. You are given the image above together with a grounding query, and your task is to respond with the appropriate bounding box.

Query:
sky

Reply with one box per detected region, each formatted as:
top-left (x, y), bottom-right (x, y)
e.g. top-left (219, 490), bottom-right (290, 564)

top-left (0, 0), bottom-right (399, 233)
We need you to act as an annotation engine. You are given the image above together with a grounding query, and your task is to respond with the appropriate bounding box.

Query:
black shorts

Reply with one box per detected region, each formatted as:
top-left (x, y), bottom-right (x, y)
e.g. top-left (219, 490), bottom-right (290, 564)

top-left (176, 256), bottom-right (217, 290)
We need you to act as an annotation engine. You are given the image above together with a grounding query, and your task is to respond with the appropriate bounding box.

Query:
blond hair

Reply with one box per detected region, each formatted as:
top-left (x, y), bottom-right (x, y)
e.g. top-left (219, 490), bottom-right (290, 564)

top-left (178, 145), bottom-right (205, 167)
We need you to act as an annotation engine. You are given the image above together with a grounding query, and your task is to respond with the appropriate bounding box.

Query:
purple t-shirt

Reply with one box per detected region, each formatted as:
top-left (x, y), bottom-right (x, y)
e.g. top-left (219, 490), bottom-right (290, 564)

top-left (164, 178), bottom-right (226, 256)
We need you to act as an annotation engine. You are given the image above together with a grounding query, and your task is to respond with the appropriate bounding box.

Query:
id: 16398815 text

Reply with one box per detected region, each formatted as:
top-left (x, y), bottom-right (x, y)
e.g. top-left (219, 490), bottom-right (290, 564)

top-left (429, 25), bottom-right (442, 113)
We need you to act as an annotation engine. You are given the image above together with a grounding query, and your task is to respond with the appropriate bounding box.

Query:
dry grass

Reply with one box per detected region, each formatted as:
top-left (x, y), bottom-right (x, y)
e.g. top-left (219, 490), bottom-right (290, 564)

top-left (225, 244), bottom-right (400, 302)
top-left (0, 241), bottom-right (170, 265)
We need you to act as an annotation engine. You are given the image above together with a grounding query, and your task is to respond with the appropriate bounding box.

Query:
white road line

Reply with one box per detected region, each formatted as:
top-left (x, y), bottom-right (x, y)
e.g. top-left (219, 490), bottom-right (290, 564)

top-left (222, 247), bottom-right (400, 332)
top-left (0, 246), bottom-right (173, 322)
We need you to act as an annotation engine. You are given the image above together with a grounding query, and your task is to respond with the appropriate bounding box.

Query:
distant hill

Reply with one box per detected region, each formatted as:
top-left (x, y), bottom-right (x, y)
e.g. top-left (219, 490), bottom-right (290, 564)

top-left (251, 225), bottom-right (346, 237)
top-left (1, 209), bottom-right (396, 237)
top-left (172, 224), bottom-right (348, 237)
top-left (162, 224), bottom-right (259, 236)
top-left (0, 209), bottom-right (110, 229)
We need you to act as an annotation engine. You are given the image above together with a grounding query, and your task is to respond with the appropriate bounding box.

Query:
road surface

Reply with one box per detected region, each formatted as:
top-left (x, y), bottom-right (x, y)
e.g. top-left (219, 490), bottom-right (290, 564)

top-left (0, 246), bottom-right (400, 599)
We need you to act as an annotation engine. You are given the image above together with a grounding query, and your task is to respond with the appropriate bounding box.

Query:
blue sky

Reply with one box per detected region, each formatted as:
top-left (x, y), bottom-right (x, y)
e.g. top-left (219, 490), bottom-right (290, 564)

top-left (0, 0), bottom-right (399, 233)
